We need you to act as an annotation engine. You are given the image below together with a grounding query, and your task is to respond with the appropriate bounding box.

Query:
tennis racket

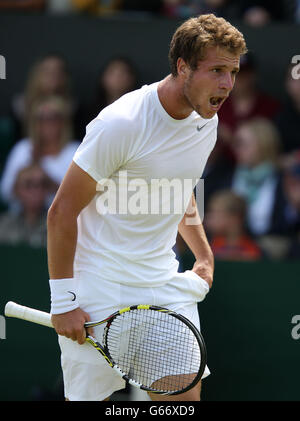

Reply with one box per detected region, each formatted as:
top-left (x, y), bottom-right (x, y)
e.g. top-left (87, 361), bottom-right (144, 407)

top-left (4, 301), bottom-right (207, 395)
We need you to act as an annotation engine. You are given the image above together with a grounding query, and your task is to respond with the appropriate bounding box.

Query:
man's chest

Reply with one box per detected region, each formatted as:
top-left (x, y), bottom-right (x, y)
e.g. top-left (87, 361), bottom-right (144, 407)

top-left (123, 122), bottom-right (216, 183)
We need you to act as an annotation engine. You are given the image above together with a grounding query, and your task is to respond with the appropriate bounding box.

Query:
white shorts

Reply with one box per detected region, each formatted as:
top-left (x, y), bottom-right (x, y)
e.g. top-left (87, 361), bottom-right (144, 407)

top-left (59, 270), bottom-right (211, 401)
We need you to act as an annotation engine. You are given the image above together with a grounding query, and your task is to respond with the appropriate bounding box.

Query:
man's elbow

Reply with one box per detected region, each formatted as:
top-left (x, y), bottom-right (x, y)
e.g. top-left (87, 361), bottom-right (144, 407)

top-left (47, 200), bottom-right (76, 229)
top-left (47, 202), bottom-right (61, 230)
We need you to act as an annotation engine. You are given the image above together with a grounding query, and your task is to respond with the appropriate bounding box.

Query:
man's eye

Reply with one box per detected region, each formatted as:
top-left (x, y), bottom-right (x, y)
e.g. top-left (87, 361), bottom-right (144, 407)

top-left (212, 68), bottom-right (221, 73)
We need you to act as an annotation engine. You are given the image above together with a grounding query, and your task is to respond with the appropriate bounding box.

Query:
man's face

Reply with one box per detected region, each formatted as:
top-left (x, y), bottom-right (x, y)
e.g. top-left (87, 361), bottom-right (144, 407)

top-left (180, 46), bottom-right (240, 119)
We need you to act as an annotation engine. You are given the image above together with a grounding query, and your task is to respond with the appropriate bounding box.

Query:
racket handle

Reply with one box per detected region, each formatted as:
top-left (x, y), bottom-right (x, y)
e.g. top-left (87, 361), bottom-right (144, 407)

top-left (5, 301), bottom-right (53, 328)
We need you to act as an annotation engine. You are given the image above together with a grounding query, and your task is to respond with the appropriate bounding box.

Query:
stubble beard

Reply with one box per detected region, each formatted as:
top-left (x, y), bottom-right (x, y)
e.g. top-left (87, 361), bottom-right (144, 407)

top-left (183, 72), bottom-right (203, 118)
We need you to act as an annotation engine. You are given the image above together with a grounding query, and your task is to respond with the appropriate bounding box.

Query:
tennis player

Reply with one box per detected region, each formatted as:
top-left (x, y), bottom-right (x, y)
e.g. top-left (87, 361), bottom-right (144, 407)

top-left (47, 14), bottom-right (247, 401)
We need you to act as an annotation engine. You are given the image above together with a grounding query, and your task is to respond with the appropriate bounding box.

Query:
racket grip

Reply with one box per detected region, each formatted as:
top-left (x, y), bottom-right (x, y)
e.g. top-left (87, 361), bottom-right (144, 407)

top-left (5, 301), bottom-right (53, 328)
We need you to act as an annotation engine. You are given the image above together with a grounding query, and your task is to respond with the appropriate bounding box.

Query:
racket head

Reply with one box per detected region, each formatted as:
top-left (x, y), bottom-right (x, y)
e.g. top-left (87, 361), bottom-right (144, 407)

top-left (91, 304), bottom-right (207, 395)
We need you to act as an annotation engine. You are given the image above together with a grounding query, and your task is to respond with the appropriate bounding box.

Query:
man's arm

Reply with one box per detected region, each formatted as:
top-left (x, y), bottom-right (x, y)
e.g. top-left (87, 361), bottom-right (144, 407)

top-left (47, 161), bottom-right (97, 344)
top-left (178, 192), bottom-right (214, 288)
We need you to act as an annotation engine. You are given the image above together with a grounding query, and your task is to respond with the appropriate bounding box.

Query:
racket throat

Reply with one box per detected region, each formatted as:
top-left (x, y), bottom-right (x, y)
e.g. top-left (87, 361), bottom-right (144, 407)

top-left (86, 336), bottom-right (114, 367)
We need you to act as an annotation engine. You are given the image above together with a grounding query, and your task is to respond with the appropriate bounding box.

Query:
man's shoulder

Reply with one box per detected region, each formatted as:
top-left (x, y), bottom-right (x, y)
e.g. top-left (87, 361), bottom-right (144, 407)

top-left (99, 83), bottom-right (156, 123)
top-left (87, 84), bottom-right (156, 138)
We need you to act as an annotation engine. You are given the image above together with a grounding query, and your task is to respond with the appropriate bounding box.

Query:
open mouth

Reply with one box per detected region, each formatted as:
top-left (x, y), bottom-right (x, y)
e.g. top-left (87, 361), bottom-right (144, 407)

top-left (209, 96), bottom-right (226, 109)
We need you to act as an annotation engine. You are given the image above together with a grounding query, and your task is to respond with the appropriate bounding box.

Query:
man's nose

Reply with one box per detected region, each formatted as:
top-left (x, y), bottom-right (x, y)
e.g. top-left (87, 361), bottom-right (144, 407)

top-left (220, 72), bottom-right (234, 91)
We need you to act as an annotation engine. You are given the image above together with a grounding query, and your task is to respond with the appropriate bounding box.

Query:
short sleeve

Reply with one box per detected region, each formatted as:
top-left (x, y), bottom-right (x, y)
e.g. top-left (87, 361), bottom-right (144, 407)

top-left (73, 117), bottom-right (134, 182)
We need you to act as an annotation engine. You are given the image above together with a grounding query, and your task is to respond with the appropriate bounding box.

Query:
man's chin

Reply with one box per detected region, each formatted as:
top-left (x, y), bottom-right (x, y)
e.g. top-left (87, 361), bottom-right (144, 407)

top-left (196, 108), bottom-right (217, 119)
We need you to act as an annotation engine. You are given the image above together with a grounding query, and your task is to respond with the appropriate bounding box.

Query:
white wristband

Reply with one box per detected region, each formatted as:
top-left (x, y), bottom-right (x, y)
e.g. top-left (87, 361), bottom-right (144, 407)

top-left (49, 278), bottom-right (79, 315)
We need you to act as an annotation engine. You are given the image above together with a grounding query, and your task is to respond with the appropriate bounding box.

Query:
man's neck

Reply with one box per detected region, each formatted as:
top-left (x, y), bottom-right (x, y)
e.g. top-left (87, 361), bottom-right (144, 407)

top-left (157, 75), bottom-right (194, 120)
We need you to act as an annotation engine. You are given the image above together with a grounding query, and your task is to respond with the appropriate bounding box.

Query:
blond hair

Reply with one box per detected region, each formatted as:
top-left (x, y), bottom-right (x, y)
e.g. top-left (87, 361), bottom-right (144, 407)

top-left (169, 13), bottom-right (247, 76)
top-left (237, 118), bottom-right (281, 165)
top-left (24, 55), bottom-right (71, 123)
top-left (27, 95), bottom-right (73, 158)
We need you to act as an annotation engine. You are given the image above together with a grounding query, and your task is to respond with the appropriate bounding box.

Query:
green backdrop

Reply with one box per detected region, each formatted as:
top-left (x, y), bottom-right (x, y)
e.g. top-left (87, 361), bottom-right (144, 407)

top-left (200, 261), bottom-right (300, 401)
top-left (0, 246), bottom-right (62, 401)
top-left (0, 246), bottom-right (299, 401)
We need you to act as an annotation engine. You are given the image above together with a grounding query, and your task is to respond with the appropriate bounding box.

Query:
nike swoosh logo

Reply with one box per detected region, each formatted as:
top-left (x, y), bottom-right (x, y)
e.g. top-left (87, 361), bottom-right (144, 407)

top-left (197, 123), bottom-right (209, 132)
top-left (68, 291), bottom-right (76, 301)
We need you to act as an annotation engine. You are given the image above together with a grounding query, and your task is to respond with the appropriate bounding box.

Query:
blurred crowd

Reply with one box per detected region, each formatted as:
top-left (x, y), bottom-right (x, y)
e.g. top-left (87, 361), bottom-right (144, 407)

top-left (0, 0), bottom-right (300, 25)
top-left (0, 11), bottom-right (300, 266)
top-left (0, 54), bottom-right (138, 248)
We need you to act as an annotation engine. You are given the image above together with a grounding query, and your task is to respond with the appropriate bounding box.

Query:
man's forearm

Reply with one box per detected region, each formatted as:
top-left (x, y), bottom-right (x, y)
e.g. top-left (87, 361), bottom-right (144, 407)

top-left (47, 205), bottom-right (78, 279)
top-left (48, 210), bottom-right (90, 345)
top-left (178, 193), bottom-right (214, 287)
top-left (178, 193), bottom-right (214, 263)
top-left (178, 216), bottom-right (214, 265)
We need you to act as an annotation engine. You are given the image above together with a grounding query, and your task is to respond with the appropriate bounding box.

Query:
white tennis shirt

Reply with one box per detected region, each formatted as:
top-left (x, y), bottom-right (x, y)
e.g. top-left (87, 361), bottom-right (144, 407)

top-left (73, 82), bottom-right (218, 287)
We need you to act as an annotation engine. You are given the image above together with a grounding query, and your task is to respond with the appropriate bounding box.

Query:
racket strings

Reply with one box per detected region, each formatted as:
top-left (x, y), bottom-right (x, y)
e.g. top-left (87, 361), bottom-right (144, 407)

top-left (106, 309), bottom-right (201, 392)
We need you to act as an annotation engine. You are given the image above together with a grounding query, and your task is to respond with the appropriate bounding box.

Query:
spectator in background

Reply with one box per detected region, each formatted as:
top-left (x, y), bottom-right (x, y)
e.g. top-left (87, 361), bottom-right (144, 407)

top-left (282, 161), bottom-right (300, 258)
top-left (200, 0), bottom-right (244, 19)
top-left (274, 62), bottom-right (300, 167)
top-left (70, 0), bottom-right (123, 15)
top-left (0, 164), bottom-right (49, 247)
top-left (84, 56), bottom-right (138, 124)
top-left (1, 95), bottom-right (79, 210)
top-left (160, 0), bottom-right (241, 19)
top-left (0, 115), bottom-right (16, 173)
top-left (161, 0), bottom-right (202, 18)
top-left (69, 0), bottom-right (162, 15)
top-left (0, 115), bottom-right (16, 212)
top-left (47, 0), bottom-right (74, 13)
top-left (240, 0), bottom-right (296, 26)
top-left (160, 0), bottom-right (296, 21)
top-left (231, 118), bottom-right (282, 237)
top-left (0, 0), bottom-right (46, 11)
top-left (204, 189), bottom-right (262, 260)
top-left (256, 158), bottom-right (300, 260)
top-left (217, 52), bottom-right (281, 162)
top-left (11, 54), bottom-right (85, 141)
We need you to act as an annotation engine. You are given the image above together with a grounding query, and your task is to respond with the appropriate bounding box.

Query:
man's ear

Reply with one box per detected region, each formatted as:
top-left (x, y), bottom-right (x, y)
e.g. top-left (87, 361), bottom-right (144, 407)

top-left (177, 58), bottom-right (189, 77)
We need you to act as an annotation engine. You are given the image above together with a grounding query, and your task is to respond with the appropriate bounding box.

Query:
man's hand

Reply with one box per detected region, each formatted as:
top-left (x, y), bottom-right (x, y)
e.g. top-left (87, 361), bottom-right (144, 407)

top-left (51, 307), bottom-right (91, 345)
top-left (192, 259), bottom-right (214, 289)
